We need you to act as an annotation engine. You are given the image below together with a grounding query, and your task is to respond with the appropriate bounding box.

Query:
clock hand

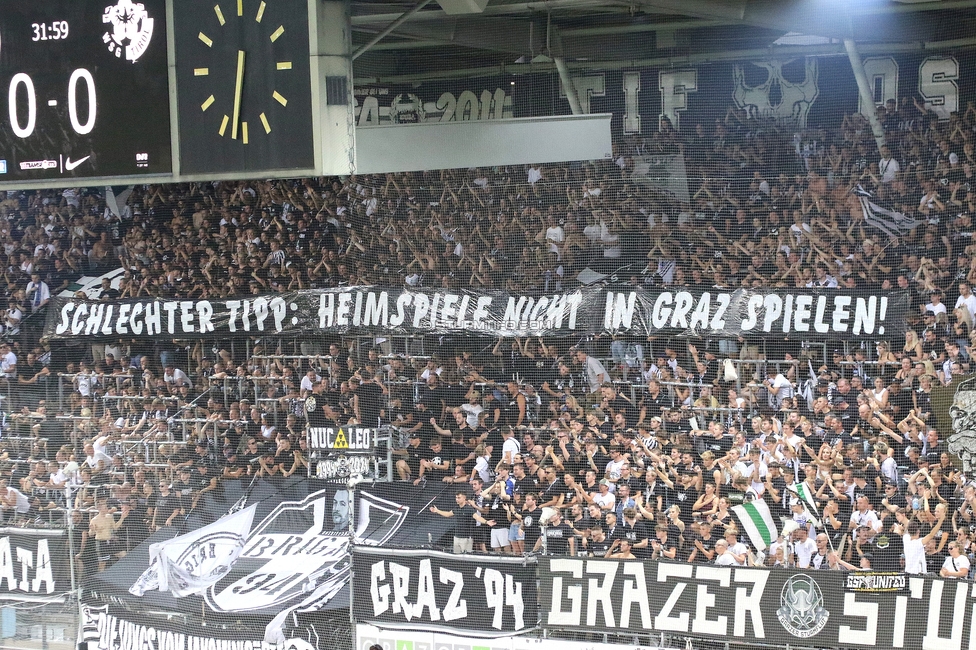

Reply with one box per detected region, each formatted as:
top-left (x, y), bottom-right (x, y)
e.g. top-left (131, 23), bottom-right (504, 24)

top-left (231, 49), bottom-right (246, 139)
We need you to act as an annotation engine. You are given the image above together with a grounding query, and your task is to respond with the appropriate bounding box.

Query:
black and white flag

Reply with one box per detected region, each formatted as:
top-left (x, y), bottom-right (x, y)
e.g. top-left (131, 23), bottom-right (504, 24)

top-left (854, 185), bottom-right (921, 237)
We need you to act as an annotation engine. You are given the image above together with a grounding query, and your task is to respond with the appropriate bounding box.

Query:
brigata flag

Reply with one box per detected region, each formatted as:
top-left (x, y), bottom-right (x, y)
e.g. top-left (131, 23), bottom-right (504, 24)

top-left (732, 498), bottom-right (778, 550)
top-left (129, 504), bottom-right (256, 598)
top-left (789, 481), bottom-right (820, 515)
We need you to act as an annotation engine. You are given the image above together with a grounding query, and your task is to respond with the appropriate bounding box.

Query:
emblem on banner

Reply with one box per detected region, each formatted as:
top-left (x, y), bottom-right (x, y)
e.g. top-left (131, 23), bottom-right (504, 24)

top-left (777, 573), bottom-right (829, 638)
top-left (732, 58), bottom-right (819, 128)
top-left (948, 375), bottom-right (976, 475)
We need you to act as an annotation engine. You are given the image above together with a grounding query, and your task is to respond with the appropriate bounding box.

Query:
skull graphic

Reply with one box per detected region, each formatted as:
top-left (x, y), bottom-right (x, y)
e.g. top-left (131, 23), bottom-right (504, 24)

top-left (733, 58), bottom-right (819, 128)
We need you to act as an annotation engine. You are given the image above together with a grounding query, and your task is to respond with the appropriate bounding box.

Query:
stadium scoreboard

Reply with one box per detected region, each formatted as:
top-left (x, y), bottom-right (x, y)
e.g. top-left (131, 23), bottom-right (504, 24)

top-left (0, 0), bottom-right (353, 189)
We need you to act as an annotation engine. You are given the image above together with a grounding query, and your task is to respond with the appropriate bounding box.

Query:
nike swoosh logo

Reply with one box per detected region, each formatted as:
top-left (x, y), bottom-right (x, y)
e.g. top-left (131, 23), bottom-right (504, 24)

top-left (65, 155), bottom-right (90, 171)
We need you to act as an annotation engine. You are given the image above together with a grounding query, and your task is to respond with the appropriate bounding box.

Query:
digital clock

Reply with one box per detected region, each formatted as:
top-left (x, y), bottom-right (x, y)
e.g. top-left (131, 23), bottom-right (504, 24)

top-left (31, 22), bottom-right (70, 41)
top-left (0, 0), bottom-right (172, 183)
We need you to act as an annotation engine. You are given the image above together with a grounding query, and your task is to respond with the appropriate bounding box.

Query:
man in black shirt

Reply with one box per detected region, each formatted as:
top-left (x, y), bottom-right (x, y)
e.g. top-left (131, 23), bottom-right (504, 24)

top-left (222, 449), bottom-right (245, 479)
top-left (642, 381), bottom-right (670, 420)
top-left (351, 375), bottom-right (386, 427)
top-left (535, 511), bottom-right (575, 555)
top-left (431, 492), bottom-right (485, 553)
top-left (395, 433), bottom-right (424, 481)
top-left (612, 507), bottom-right (651, 558)
top-left (151, 482), bottom-right (183, 531)
top-left (583, 525), bottom-right (612, 557)
top-left (512, 464), bottom-right (536, 504)
top-left (514, 492), bottom-right (542, 551)
top-left (538, 467), bottom-right (564, 509)
top-left (239, 438), bottom-right (262, 474)
top-left (414, 437), bottom-right (452, 485)
top-left (304, 381), bottom-right (329, 428)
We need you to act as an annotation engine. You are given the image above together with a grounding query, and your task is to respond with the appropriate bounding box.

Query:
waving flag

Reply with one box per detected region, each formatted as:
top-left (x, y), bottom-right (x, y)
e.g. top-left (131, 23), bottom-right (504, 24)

top-left (129, 504), bottom-right (256, 598)
top-left (789, 482), bottom-right (820, 515)
top-left (733, 498), bottom-right (778, 550)
top-left (853, 185), bottom-right (921, 237)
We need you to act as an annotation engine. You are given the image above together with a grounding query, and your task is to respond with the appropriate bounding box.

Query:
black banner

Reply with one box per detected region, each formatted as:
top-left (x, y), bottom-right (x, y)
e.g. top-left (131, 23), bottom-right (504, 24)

top-left (43, 286), bottom-right (909, 341)
top-left (357, 52), bottom-right (976, 139)
top-left (85, 478), bottom-right (460, 643)
top-left (539, 556), bottom-right (973, 649)
top-left (0, 528), bottom-right (71, 602)
top-left (79, 602), bottom-right (320, 650)
top-left (353, 547), bottom-right (538, 636)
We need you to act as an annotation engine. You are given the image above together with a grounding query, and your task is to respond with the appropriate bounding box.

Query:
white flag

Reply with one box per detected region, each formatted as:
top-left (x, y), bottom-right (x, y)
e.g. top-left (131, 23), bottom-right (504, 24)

top-left (129, 505), bottom-right (256, 598)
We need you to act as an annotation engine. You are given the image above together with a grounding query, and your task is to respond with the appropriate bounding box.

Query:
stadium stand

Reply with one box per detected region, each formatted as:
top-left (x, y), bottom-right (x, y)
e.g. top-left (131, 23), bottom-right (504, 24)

top-left (0, 92), bottom-right (974, 583)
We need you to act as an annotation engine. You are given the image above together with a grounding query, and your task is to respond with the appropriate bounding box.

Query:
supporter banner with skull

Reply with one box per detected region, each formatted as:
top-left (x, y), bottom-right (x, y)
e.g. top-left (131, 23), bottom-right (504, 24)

top-left (0, 528), bottom-right (72, 603)
top-left (43, 286), bottom-right (910, 340)
top-left (538, 556), bottom-right (974, 649)
top-left (357, 51), bottom-right (976, 137)
top-left (352, 547), bottom-right (538, 636)
top-left (83, 479), bottom-right (455, 646)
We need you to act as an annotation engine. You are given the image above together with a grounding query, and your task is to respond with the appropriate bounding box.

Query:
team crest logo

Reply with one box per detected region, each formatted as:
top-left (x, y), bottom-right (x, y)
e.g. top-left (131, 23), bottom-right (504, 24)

top-left (777, 574), bottom-right (829, 638)
top-left (390, 93), bottom-right (426, 124)
top-left (102, 0), bottom-right (155, 63)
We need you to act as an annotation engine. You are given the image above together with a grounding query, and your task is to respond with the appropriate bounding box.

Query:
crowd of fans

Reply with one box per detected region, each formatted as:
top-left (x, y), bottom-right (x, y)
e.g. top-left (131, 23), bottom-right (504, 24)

top-left (0, 93), bottom-right (973, 580)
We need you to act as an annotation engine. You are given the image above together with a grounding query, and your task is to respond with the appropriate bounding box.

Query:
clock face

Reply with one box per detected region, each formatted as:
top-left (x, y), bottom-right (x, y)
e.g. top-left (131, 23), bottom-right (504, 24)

top-left (174, 0), bottom-right (314, 175)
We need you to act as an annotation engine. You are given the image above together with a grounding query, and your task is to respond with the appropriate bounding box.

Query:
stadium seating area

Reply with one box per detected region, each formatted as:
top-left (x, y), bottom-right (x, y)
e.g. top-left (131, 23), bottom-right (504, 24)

top-left (0, 96), bottom-right (974, 579)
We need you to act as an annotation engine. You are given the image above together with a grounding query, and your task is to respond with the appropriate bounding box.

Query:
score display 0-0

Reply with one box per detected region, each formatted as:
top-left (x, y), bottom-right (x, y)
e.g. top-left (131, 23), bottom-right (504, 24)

top-left (0, 0), bottom-right (172, 182)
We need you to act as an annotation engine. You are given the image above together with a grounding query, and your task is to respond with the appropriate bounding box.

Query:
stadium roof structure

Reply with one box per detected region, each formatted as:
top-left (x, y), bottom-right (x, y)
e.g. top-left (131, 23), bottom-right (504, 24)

top-left (350, 0), bottom-right (976, 83)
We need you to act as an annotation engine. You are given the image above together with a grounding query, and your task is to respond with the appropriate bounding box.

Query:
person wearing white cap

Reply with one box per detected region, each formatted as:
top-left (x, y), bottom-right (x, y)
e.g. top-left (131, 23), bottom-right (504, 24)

top-left (593, 479), bottom-right (615, 511)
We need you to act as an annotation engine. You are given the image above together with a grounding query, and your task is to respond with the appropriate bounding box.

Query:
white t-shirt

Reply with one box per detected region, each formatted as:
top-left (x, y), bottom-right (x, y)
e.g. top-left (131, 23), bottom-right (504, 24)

top-left (715, 552), bottom-right (738, 566)
top-left (727, 541), bottom-right (748, 565)
top-left (605, 458), bottom-right (626, 483)
top-left (164, 368), bottom-right (190, 386)
top-left (474, 456), bottom-right (492, 483)
top-left (879, 157), bottom-right (900, 184)
top-left (746, 461), bottom-right (768, 494)
top-left (903, 534), bottom-right (927, 574)
top-left (880, 456), bottom-right (899, 484)
top-left (956, 294), bottom-right (976, 321)
top-left (769, 374), bottom-right (794, 407)
top-left (501, 437), bottom-right (521, 464)
top-left (793, 537), bottom-right (818, 568)
top-left (593, 491), bottom-right (615, 510)
top-left (0, 350), bottom-right (17, 375)
top-left (942, 553), bottom-right (970, 577)
top-left (460, 403), bottom-right (484, 428)
top-left (5, 488), bottom-right (30, 513)
top-left (850, 509), bottom-right (882, 535)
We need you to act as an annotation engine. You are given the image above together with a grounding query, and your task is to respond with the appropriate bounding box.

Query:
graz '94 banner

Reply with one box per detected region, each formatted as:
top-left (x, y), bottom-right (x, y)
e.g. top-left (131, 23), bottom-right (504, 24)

top-left (539, 557), bottom-right (973, 650)
top-left (352, 547), bottom-right (538, 636)
top-left (43, 286), bottom-right (909, 340)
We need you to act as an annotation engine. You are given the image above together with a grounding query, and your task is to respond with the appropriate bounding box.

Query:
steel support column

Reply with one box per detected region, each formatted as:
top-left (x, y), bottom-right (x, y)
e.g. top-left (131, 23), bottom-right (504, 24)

top-left (844, 38), bottom-right (886, 151)
top-left (554, 56), bottom-right (583, 114)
